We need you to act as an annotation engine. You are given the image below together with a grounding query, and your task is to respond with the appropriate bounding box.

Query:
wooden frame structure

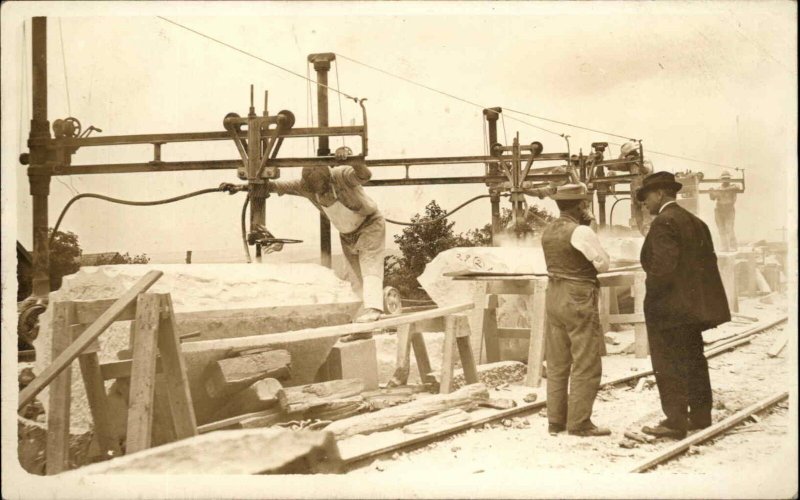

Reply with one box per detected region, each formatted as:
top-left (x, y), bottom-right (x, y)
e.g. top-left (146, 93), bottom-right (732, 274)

top-left (18, 271), bottom-right (198, 474)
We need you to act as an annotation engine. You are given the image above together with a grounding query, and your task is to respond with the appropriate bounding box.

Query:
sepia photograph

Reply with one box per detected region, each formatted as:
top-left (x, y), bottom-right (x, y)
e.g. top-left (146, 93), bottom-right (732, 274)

top-left (1, 1), bottom-right (797, 498)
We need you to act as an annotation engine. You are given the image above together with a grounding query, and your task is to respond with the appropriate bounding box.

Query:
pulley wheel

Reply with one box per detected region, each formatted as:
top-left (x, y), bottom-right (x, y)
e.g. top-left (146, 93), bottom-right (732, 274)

top-left (383, 286), bottom-right (403, 316)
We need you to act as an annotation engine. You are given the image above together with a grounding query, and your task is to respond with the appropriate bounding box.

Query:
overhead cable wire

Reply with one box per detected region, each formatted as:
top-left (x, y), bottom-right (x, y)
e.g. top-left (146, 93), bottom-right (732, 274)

top-left (334, 52), bottom-right (564, 138)
top-left (157, 16), bottom-right (361, 103)
top-left (502, 106), bottom-right (636, 141)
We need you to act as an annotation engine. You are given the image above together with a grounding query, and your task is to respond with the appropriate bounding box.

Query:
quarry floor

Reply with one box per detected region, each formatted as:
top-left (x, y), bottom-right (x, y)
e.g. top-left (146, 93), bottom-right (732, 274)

top-left (351, 296), bottom-right (794, 481)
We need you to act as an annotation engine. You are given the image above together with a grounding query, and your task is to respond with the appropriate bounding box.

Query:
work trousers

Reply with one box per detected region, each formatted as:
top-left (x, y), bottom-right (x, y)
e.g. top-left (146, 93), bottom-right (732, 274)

top-left (340, 213), bottom-right (386, 312)
top-left (715, 206), bottom-right (737, 252)
top-left (545, 278), bottom-right (603, 431)
top-left (647, 324), bottom-right (713, 431)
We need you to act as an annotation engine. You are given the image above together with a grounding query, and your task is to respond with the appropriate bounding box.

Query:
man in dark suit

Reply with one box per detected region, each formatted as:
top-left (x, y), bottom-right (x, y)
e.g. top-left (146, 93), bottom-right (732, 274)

top-left (636, 171), bottom-right (731, 439)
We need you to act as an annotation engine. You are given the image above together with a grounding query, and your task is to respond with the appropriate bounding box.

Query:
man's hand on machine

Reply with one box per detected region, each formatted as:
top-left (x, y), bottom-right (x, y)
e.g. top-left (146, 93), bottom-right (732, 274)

top-left (219, 182), bottom-right (247, 194)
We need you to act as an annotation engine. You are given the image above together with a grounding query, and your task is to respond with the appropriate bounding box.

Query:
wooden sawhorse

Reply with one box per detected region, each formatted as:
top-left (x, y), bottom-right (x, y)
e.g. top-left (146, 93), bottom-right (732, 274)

top-left (459, 275), bottom-right (549, 387)
top-left (389, 312), bottom-right (480, 394)
top-left (18, 271), bottom-right (198, 474)
top-left (598, 270), bottom-right (649, 358)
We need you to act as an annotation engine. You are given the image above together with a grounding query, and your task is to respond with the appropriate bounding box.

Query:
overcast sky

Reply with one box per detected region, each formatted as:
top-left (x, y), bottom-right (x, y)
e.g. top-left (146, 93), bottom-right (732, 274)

top-left (3, 1), bottom-right (796, 261)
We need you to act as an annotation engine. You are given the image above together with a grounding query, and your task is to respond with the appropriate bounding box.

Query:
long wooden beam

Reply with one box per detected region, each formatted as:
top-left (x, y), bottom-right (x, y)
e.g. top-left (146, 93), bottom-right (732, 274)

top-left (182, 302), bottom-right (474, 355)
top-left (629, 391), bottom-right (789, 473)
top-left (18, 271), bottom-right (163, 410)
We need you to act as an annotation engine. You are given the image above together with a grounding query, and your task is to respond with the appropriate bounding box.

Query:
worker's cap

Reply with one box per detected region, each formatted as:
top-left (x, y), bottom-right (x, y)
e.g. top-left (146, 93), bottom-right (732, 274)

top-left (720, 170), bottom-right (732, 179)
top-left (635, 171), bottom-right (683, 202)
top-left (619, 141), bottom-right (639, 159)
top-left (551, 182), bottom-right (591, 200)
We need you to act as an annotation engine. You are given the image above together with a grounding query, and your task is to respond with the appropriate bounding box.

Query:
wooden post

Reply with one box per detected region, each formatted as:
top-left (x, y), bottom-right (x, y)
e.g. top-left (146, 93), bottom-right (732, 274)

top-left (717, 252), bottom-right (739, 313)
top-left (126, 294), bottom-right (162, 453)
top-left (599, 287), bottom-right (611, 335)
top-left (454, 316), bottom-right (479, 385)
top-left (75, 324), bottom-right (122, 458)
top-left (156, 294), bottom-right (198, 440)
top-left (185, 251), bottom-right (192, 264)
top-left (633, 272), bottom-right (649, 358)
top-left (389, 323), bottom-right (414, 386)
top-left (410, 332), bottom-right (434, 384)
top-left (483, 294), bottom-right (501, 363)
top-left (524, 278), bottom-right (547, 387)
top-left (468, 283), bottom-right (489, 364)
top-left (439, 317), bottom-right (458, 394)
top-left (46, 302), bottom-right (74, 475)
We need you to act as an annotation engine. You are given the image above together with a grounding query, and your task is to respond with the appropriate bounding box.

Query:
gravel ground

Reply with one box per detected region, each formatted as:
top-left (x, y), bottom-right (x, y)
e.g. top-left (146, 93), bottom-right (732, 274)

top-left (351, 296), bottom-right (794, 484)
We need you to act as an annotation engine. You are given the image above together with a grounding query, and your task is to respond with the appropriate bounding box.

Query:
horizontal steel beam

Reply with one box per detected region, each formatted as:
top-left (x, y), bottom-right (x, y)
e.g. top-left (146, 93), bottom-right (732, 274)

top-left (366, 174), bottom-right (570, 187)
top-left (38, 154), bottom-right (571, 176)
top-left (35, 126), bottom-right (366, 148)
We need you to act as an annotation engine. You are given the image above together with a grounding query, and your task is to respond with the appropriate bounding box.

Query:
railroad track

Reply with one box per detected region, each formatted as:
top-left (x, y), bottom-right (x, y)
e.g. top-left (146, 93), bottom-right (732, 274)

top-left (342, 315), bottom-right (788, 471)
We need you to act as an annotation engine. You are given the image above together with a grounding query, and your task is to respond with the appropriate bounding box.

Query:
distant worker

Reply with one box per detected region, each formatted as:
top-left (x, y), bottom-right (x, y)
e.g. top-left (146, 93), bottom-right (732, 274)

top-left (708, 170), bottom-right (742, 252)
top-left (620, 141), bottom-right (654, 235)
top-left (227, 146), bottom-right (385, 333)
top-left (541, 183), bottom-right (612, 437)
top-left (637, 172), bottom-right (730, 439)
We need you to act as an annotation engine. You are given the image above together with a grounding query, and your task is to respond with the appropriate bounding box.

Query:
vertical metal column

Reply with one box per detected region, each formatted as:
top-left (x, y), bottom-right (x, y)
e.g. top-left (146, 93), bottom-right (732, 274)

top-left (29, 16), bottom-right (52, 297)
top-left (309, 53), bottom-right (335, 268)
top-left (483, 108), bottom-right (502, 245)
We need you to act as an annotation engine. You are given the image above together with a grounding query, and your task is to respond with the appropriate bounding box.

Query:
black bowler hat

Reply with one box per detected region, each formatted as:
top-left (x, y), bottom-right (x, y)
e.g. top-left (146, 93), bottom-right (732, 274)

top-left (635, 171), bottom-right (683, 202)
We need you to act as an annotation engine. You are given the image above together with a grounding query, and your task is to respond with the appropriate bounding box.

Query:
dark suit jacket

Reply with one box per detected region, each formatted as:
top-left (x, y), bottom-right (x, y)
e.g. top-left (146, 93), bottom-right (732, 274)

top-left (640, 202), bottom-right (731, 331)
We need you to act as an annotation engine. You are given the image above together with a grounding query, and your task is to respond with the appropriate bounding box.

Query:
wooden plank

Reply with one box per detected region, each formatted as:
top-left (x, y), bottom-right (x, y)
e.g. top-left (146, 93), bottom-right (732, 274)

top-left (19, 271), bottom-right (163, 410)
top-left (325, 384), bottom-right (490, 439)
top-left (717, 252), bottom-right (739, 313)
top-left (608, 312), bottom-right (646, 324)
top-left (524, 279), bottom-right (547, 387)
top-left (630, 392), bottom-right (789, 473)
top-left (468, 284), bottom-right (490, 364)
top-left (389, 323), bottom-right (414, 386)
top-left (60, 429), bottom-right (344, 475)
top-left (599, 287), bottom-right (611, 334)
top-left (198, 408), bottom-right (281, 434)
top-left (77, 351), bottom-right (123, 458)
top-left (211, 378), bottom-right (287, 421)
top-left (156, 294), bottom-right (198, 440)
top-left (633, 272), bottom-right (649, 358)
top-left (204, 349), bottom-right (291, 399)
top-left (496, 327), bottom-right (531, 340)
top-left (767, 333), bottom-right (787, 357)
top-left (597, 273), bottom-right (636, 288)
top-left (73, 298), bottom-right (138, 325)
top-left (456, 337), bottom-right (479, 386)
top-left (282, 379), bottom-right (363, 414)
top-left (410, 332), bottom-right (434, 384)
top-left (125, 293), bottom-right (162, 454)
top-left (188, 302), bottom-right (474, 355)
top-left (439, 317), bottom-right (458, 394)
top-left (100, 358), bottom-right (163, 380)
top-left (46, 302), bottom-right (74, 475)
top-left (487, 280), bottom-right (536, 295)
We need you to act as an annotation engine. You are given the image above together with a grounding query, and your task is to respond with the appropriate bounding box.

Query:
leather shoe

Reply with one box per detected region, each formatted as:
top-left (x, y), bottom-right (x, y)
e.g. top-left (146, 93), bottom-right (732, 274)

top-left (568, 424), bottom-right (611, 437)
top-left (548, 423), bottom-right (565, 434)
top-left (642, 424), bottom-right (687, 439)
top-left (353, 308), bottom-right (383, 324)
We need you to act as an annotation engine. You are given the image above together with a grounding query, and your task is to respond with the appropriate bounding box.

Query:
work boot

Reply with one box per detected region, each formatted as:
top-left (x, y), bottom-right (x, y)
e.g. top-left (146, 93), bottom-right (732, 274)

top-left (548, 423), bottom-right (566, 435)
top-left (353, 308), bottom-right (382, 324)
top-left (568, 422), bottom-right (612, 437)
top-left (642, 421), bottom-right (687, 439)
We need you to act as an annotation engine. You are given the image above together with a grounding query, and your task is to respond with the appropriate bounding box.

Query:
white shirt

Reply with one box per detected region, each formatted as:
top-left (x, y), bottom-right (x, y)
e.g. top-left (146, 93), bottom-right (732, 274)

top-left (659, 200), bottom-right (677, 213)
top-left (570, 225), bottom-right (611, 273)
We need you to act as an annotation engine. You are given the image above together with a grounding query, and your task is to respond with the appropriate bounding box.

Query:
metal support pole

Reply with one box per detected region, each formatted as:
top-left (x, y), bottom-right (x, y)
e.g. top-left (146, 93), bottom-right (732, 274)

top-left (483, 108), bottom-right (502, 245)
top-left (310, 53), bottom-right (336, 268)
top-left (29, 17), bottom-right (52, 297)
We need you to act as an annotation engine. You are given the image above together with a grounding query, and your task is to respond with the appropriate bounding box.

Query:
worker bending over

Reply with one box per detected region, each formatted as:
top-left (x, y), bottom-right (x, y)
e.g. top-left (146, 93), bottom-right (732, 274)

top-left (708, 170), bottom-right (742, 252)
top-left (541, 183), bottom-right (612, 437)
top-left (221, 146), bottom-right (385, 333)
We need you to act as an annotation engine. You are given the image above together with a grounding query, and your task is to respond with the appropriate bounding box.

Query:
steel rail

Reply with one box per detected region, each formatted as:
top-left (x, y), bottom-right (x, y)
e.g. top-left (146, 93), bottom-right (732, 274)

top-left (341, 315), bottom-right (788, 469)
top-left (629, 391), bottom-right (789, 473)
